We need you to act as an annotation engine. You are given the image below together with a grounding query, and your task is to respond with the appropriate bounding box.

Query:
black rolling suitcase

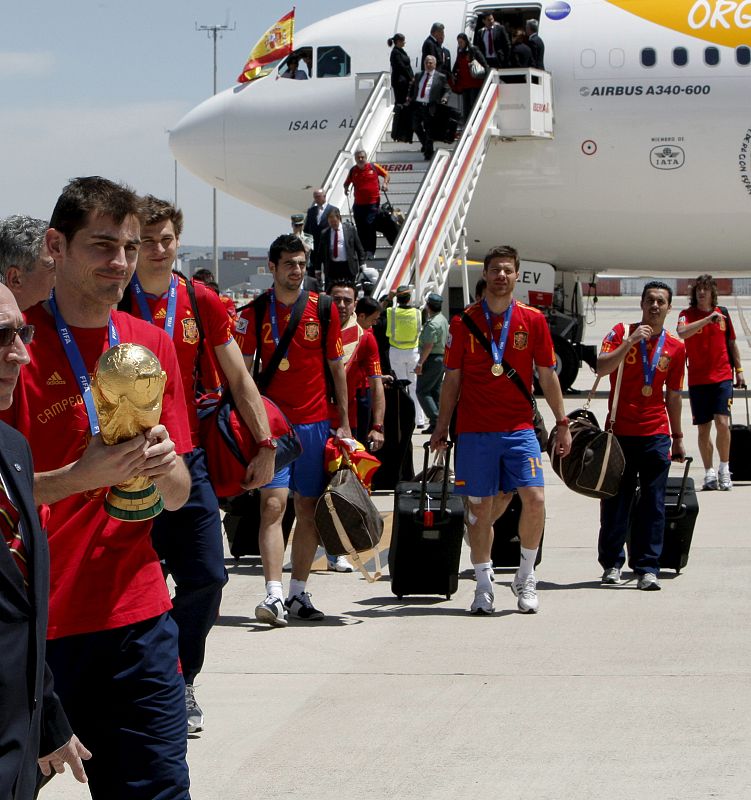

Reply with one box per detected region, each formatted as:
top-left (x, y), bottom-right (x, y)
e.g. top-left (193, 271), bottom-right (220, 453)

top-left (391, 103), bottom-right (413, 143)
top-left (372, 379), bottom-right (415, 491)
top-left (729, 390), bottom-right (751, 480)
top-left (390, 443), bottom-right (465, 599)
top-left (491, 493), bottom-right (543, 568)
top-left (660, 457), bottom-right (699, 573)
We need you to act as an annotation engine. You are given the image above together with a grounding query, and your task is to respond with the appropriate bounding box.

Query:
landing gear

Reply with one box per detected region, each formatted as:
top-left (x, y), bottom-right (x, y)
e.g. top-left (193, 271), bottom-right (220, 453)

top-left (534, 334), bottom-right (579, 394)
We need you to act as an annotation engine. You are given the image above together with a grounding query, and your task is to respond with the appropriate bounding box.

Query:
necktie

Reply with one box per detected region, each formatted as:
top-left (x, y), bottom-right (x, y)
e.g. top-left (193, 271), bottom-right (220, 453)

top-left (486, 29), bottom-right (495, 56)
top-left (333, 229), bottom-right (339, 258)
top-left (0, 481), bottom-right (28, 587)
top-left (420, 74), bottom-right (428, 98)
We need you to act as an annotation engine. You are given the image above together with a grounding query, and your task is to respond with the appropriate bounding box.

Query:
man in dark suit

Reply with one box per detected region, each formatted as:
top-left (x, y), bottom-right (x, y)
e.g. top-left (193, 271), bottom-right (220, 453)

top-left (473, 13), bottom-right (511, 68)
top-left (409, 55), bottom-right (451, 160)
top-left (421, 22), bottom-right (452, 77)
top-left (316, 208), bottom-right (366, 289)
top-left (303, 188), bottom-right (337, 271)
top-left (0, 282), bottom-right (90, 799)
top-left (526, 19), bottom-right (545, 69)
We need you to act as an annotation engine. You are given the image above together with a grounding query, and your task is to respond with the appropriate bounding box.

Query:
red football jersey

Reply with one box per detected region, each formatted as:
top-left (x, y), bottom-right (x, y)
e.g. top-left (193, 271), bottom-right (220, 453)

top-left (600, 323), bottom-right (686, 436)
top-left (1, 306), bottom-right (192, 639)
top-left (677, 306), bottom-right (735, 386)
top-left (127, 275), bottom-right (233, 443)
top-left (234, 291), bottom-right (344, 425)
top-left (344, 162), bottom-right (388, 205)
top-left (444, 301), bottom-right (556, 434)
top-left (329, 321), bottom-right (382, 428)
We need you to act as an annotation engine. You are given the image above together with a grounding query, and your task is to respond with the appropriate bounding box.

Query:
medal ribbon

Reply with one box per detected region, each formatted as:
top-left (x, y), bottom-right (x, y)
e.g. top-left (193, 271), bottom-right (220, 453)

top-left (481, 299), bottom-right (514, 370)
top-left (269, 289), bottom-right (299, 361)
top-left (49, 290), bottom-right (119, 436)
top-left (131, 273), bottom-right (178, 340)
top-left (640, 328), bottom-right (667, 390)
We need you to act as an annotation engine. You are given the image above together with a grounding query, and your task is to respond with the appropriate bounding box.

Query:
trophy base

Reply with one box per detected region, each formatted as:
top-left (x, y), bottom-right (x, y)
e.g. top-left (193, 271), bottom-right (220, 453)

top-left (105, 484), bottom-right (165, 522)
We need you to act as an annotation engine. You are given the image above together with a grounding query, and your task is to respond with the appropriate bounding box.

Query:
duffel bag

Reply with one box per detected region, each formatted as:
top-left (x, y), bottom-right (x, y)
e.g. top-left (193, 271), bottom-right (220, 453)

top-left (547, 408), bottom-right (625, 499)
top-left (199, 389), bottom-right (302, 498)
top-left (314, 453), bottom-right (384, 582)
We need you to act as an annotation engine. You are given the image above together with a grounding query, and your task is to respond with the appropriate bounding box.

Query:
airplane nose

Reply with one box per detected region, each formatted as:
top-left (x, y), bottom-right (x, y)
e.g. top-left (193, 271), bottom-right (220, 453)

top-left (169, 92), bottom-right (228, 187)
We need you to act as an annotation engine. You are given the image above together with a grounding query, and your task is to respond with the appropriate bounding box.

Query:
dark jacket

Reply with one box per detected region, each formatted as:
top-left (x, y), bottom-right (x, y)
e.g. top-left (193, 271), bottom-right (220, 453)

top-left (390, 46), bottom-right (414, 103)
top-left (473, 23), bottom-right (511, 66)
top-left (421, 35), bottom-right (452, 77)
top-left (410, 68), bottom-right (451, 108)
top-left (303, 202), bottom-right (338, 253)
top-left (316, 221), bottom-right (366, 281)
top-left (0, 424), bottom-right (72, 800)
top-left (512, 42), bottom-right (534, 68)
top-left (529, 33), bottom-right (545, 70)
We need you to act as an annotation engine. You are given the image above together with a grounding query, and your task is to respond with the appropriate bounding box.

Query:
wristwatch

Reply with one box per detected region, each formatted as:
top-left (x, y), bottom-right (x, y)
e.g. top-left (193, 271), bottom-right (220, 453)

top-left (370, 424), bottom-right (384, 433)
top-left (257, 437), bottom-right (278, 450)
top-left (555, 417), bottom-right (570, 427)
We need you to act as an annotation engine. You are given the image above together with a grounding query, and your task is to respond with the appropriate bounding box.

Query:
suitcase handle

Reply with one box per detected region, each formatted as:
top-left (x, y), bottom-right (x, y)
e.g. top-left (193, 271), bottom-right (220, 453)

top-left (419, 441), bottom-right (453, 518)
top-left (671, 456), bottom-right (693, 510)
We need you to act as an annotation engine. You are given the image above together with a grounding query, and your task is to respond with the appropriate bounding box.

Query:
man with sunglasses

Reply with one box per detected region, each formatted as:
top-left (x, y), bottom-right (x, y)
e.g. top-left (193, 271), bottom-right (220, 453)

top-left (0, 284), bottom-right (92, 799)
top-left (0, 177), bottom-right (193, 799)
top-left (0, 215), bottom-right (56, 312)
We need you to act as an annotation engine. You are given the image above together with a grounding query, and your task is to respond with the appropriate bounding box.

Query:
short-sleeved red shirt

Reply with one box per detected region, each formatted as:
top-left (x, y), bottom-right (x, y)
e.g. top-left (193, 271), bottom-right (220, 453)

top-left (600, 323), bottom-right (686, 436)
top-left (234, 290), bottom-right (343, 425)
top-left (444, 300), bottom-right (556, 434)
top-left (677, 306), bottom-right (735, 386)
top-left (127, 275), bottom-right (233, 443)
top-left (329, 320), bottom-right (382, 428)
top-left (345, 162), bottom-right (388, 205)
top-left (0, 306), bottom-right (192, 639)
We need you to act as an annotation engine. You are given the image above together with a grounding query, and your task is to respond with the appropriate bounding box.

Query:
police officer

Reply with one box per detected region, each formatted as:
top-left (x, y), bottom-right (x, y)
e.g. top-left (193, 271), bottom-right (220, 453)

top-left (415, 292), bottom-right (449, 433)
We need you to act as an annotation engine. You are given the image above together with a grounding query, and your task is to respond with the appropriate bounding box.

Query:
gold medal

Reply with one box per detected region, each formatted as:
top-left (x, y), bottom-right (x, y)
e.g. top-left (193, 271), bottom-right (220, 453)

top-left (491, 363), bottom-right (504, 377)
top-left (278, 358), bottom-right (290, 372)
top-left (642, 385), bottom-right (653, 397)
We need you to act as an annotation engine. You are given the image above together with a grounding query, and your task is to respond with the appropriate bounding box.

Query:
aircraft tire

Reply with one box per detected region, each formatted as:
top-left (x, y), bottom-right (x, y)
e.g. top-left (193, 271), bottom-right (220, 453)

top-left (552, 335), bottom-right (579, 392)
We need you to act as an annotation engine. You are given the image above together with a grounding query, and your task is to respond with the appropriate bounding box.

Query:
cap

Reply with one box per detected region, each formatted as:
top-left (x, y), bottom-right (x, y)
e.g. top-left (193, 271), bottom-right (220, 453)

top-left (291, 214), bottom-right (305, 225)
top-left (396, 285), bottom-right (411, 297)
top-left (427, 292), bottom-right (443, 306)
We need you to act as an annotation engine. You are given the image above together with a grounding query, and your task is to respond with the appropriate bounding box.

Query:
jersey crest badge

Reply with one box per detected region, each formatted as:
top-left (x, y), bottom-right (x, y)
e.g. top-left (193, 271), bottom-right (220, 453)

top-left (657, 354), bottom-right (671, 372)
top-left (182, 317), bottom-right (200, 344)
top-left (513, 330), bottom-right (529, 350)
top-left (304, 321), bottom-right (320, 341)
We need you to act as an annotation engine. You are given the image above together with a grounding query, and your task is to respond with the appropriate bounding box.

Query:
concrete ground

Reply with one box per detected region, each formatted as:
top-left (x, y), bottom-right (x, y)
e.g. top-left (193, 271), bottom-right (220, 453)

top-left (50, 297), bottom-right (751, 799)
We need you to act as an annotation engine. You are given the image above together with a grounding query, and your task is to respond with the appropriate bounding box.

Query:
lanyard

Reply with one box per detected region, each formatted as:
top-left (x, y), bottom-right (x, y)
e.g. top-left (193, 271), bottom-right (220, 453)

top-left (131, 273), bottom-right (178, 340)
top-left (482, 299), bottom-right (514, 369)
top-left (49, 290), bottom-right (119, 436)
top-left (640, 329), bottom-right (667, 389)
top-left (269, 289), bottom-right (300, 357)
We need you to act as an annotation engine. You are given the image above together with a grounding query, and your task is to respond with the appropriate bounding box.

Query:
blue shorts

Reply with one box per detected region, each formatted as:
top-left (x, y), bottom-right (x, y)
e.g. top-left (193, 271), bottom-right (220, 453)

top-left (454, 429), bottom-right (544, 497)
top-left (688, 380), bottom-right (733, 425)
top-left (263, 419), bottom-right (331, 497)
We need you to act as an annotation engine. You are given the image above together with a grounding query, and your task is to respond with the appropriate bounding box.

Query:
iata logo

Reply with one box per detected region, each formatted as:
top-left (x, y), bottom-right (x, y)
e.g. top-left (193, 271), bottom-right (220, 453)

top-left (606, 1), bottom-right (751, 47)
top-left (650, 145), bottom-right (686, 170)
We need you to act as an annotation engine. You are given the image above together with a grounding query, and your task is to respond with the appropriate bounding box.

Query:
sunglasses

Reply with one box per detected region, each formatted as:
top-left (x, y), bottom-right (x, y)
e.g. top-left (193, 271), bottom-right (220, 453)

top-left (0, 325), bottom-right (35, 347)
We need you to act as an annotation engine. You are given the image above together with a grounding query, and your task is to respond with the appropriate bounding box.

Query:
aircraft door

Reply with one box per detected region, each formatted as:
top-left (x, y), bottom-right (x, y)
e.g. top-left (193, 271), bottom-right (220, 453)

top-left (396, 1), bottom-right (466, 72)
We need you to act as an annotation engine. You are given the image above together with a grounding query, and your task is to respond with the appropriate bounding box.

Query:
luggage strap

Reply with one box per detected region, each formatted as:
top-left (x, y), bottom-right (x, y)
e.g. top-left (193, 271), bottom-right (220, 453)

top-left (323, 492), bottom-right (382, 583)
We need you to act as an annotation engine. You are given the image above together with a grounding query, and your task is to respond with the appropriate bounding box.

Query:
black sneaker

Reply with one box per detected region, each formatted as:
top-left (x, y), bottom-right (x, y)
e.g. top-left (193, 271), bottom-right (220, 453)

top-left (185, 684), bottom-right (204, 733)
top-left (285, 592), bottom-right (325, 621)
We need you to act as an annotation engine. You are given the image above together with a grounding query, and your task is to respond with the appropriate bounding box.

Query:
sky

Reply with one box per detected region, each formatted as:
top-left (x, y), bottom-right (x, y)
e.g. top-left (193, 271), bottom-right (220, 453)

top-left (0, 1), bottom-right (364, 247)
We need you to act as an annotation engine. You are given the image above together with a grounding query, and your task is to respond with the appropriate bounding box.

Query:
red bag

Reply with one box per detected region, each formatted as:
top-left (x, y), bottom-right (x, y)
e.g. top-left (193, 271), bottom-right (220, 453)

top-left (198, 390), bottom-right (302, 498)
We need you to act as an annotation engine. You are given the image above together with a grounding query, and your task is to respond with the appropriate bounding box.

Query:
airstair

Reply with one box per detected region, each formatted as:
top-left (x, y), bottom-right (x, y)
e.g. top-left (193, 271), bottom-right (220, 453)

top-left (320, 68), bottom-right (554, 302)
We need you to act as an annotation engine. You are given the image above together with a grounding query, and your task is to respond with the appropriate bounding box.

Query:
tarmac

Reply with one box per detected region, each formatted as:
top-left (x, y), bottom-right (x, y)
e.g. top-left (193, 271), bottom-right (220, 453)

top-left (50, 297), bottom-right (751, 799)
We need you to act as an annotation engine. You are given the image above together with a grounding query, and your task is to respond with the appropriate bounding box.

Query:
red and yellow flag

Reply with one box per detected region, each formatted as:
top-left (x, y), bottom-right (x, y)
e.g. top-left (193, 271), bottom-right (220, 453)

top-left (324, 438), bottom-right (381, 492)
top-left (237, 9), bottom-right (295, 83)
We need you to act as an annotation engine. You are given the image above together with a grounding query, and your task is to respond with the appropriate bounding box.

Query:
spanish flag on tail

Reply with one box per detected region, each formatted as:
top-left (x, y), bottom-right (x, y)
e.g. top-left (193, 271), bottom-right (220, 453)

top-left (237, 8), bottom-right (295, 83)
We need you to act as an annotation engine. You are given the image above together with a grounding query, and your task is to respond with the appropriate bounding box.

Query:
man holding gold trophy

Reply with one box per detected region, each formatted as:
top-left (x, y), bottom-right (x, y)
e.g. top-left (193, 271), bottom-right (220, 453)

top-left (2, 177), bottom-right (193, 799)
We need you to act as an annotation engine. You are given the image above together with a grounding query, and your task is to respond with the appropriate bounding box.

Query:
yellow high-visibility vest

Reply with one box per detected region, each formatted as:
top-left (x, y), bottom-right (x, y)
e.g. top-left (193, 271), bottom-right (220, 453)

top-left (386, 306), bottom-right (421, 349)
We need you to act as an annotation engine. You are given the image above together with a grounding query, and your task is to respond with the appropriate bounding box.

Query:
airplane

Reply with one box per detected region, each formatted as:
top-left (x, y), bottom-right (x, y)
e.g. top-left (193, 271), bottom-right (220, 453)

top-left (169, 0), bottom-right (751, 387)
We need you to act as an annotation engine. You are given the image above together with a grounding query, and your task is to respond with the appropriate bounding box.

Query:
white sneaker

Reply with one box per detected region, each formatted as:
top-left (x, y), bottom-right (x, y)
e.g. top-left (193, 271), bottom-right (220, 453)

top-left (185, 684), bottom-right (204, 733)
top-left (703, 469), bottom-right (718, 491)
top-left (327, 555), bottom-right (354, 572)
top-left (601, 567), bottom-right (622, 585)
top-left (255, 595), bottom-right (289, 627)
top-left (470, 589), bottom-right (495, 615)
top-left (718, 470), bottom-right (733, 491)
top-left (637, 572), bottom-right (661, 591)
top-left (511, 572), bottom-right (539, 613)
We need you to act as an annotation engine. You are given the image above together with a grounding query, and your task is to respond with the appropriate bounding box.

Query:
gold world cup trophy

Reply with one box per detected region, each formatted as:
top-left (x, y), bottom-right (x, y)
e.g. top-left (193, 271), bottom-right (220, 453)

top-left (91, 343), bottom-right (168, 522)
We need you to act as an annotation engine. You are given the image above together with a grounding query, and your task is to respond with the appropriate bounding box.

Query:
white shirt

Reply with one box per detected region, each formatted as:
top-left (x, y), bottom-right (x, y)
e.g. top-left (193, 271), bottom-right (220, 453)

top-left (416, 70), bottom-right (435, 104)
top-left (330, 226), bottom-right (348, 261)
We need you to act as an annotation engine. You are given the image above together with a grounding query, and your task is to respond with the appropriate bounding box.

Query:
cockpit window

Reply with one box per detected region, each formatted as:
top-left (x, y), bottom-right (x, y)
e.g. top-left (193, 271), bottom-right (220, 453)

top-left (279, 47), bottom-right (313, 79)
top-left (317, 46), bottom-right (351, 78)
